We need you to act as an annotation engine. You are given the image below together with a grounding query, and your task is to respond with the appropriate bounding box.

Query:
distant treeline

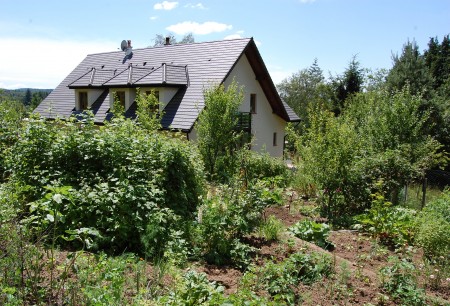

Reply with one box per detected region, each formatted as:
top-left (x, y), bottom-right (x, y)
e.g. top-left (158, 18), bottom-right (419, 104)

top-left (0, 88), bottom-right (52, 110)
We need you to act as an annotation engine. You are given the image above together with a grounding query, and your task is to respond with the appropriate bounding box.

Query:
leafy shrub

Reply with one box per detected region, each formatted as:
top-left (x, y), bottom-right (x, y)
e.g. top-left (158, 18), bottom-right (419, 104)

top-left (353, 192), bottom-right (416, 248)
top-left (196, 181), bottom-right (271, 268)
top-left (379, 256), bottom-right (426, 306)
top-left (5, 115), bottom-right (205, 255)
top-left (288, 220), bottom-right (335, 250)
top-left (0, 100), bottom-right (26, 181)
top-left (238, 150), bottom-right (289, 185)
top-left (414, 189), bottom-right (450, 260)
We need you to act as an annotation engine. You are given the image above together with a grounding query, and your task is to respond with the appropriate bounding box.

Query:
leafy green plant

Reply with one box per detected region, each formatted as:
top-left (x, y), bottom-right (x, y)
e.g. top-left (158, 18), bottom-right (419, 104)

top-left (288, 220), bottom-right (335, 250)
top-left (195, 80), bottom-right (244, 181)
top-left (239, 251), bottom-right (333, 305)
top-left (379, 256), bottom-right (426, 306)
top-left (414, 189), bottom-right (450, 261)
top-left (353, 191), bottom-right (416, 248)
top-left (157, 270), bottom-right (224, 305)
top-left (196, 180), bottom-right (272, 268)
top-left (4, 114), bottom-right (205, 255)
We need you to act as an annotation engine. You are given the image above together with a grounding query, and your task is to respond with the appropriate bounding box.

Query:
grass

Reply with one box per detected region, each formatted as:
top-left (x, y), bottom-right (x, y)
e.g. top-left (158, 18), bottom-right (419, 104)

top-left (400, 184), bottom-right (444, 210)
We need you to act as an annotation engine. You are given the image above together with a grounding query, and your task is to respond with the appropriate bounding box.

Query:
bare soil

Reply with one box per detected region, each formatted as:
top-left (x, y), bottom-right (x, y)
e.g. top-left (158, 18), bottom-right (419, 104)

top-left (197, 204), bottom-right (450, 305)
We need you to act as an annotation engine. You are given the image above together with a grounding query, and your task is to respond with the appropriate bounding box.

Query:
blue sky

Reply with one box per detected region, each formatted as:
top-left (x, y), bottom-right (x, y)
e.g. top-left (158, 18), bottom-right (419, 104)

top-left (0, 0), bottom-right (448, 89)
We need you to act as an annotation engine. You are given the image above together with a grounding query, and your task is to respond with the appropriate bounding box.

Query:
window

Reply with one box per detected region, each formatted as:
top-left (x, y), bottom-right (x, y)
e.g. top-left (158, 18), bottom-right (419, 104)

top-left (250, 94), bottom-right (256, 114)
top-left (79, 92), bottom-right (88, 110)
top-left (273, 132), bottom-right (277, 146)
top-left (115, 91), bottom-right (125, 108)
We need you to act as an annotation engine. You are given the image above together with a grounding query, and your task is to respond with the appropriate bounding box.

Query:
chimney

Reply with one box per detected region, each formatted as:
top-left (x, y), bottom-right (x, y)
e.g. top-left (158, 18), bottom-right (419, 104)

top-left (165, 37), bottom-right (171, 45)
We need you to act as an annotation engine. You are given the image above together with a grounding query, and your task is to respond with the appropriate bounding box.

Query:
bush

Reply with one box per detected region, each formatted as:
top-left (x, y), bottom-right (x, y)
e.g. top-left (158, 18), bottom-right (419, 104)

top-left (353, 192), bottom-right (416, 248)
top-left (238, 150), bottom-right (289, 185)
top-left (5, 115), bottom-right (205, 255)
top-left (196, 181), bottom-right (271, 268)
top-left (414, 189), bottom-right (450, 260)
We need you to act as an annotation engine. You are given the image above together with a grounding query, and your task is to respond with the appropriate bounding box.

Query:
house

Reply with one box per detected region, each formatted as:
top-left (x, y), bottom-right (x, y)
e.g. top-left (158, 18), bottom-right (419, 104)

top-left (35, 37), bottom-right (300, 157)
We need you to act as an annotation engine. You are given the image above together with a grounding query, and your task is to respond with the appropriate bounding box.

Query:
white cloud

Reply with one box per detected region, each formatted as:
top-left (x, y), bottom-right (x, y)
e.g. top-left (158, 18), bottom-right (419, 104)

top-left (299, 0), bottom-right (316, 3)
top-left (185, 3), bottom-right (206, 9)
top-left (224, 34), bottom-right (242, 40)
top-left (267, 65), bottom-right (295, 85)
top-left (150, 16), bottom-right (159, 20)
top-left (166, 21), bottom-right (232, 35)
top-left (0, 37), bottom-right (116, 89)
top-left (154, 1), bottom-right (178, 10)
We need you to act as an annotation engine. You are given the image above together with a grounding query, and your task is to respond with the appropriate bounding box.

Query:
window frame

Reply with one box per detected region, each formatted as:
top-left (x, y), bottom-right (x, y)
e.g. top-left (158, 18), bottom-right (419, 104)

top-left (79, 91), bottom-right (88, 110)
top-left (250, 93), bottom-right (257, 114)
top-left (273, 132), bottom-right (277, 147)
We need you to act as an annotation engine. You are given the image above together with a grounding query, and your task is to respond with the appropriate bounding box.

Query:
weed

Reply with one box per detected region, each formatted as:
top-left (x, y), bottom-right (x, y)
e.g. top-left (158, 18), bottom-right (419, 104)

top-left (258, 215), bottom-right (284, 241)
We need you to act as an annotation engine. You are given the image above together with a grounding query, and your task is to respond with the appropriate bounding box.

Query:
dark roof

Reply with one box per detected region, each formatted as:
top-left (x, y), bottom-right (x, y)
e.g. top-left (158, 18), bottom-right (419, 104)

top-left (35, 38), bottom-right (299, 131)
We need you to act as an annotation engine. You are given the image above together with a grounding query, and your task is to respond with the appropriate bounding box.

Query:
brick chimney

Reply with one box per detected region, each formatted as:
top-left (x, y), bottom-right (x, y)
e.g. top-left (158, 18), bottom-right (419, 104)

top-left (165, 37), bottom-right (171, 45)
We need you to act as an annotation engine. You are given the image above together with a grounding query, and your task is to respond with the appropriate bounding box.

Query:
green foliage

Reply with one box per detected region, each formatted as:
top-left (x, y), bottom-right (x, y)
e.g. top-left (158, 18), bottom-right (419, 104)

top-left (240, 251), bottom-right (333, 304)
top-left (331, 55), bottom-right (364, 115)
top-left (238, 149), bottom-right (290, 186)
top-left (135, 88), bottom-right (161, 131)
top-left (353, 191), bottom-right (416, 248)
top-left (295, 87), bottom-right (442, 224)
top-left (414, 189), bottom-right (450, 260)
top-left (258, 215), bottom-right (284, 242)
top-left (297, 103), bottom-right (362, 222)
top-left (278, 59), bottom-right (331, 130)
top-left (387, 40), bottom-right (433, 98)
top-left (288, 220), bottom-right (334, 250)
top-left (379, 256), bottom-right (426, 306)
top-left (4, 114), bottom-right (205, 254)
top-left (196, 80), bottom-right (244, 180)
top-left (157, 270), bottom-right (224, 305)
top-left (196, 180), bottom-right (272, 268)
top-left (0, 99), bottom-right (27, 181)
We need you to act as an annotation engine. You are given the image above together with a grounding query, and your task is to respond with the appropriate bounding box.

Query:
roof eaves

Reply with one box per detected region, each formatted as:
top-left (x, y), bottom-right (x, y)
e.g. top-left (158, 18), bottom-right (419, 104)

top-left (243, 38), bottom-right (291, 121)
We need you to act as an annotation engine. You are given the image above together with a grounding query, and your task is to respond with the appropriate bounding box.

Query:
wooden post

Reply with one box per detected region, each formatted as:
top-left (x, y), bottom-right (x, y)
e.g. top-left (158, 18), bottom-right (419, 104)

top-left (421, 177), bottom-right (427, 209)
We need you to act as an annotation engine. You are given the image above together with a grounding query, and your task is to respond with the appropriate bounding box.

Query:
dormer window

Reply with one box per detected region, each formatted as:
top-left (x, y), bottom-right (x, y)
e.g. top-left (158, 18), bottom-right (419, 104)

top-left (79, 92), bottom-right (88, 110)
top-left (115, 91), bottom-right (125, 108)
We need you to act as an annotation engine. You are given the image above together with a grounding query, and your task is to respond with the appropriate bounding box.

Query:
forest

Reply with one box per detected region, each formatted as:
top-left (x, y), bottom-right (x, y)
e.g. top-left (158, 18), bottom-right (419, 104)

top-left (0, 36), bottom-right (449, 305)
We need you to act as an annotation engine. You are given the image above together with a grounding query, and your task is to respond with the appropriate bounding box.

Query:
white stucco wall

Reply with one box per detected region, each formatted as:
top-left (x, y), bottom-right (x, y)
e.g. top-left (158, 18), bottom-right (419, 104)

top-left (223, 54), bottom-right (286, 157)
top-left (75, 89), bottom-right (104, 110)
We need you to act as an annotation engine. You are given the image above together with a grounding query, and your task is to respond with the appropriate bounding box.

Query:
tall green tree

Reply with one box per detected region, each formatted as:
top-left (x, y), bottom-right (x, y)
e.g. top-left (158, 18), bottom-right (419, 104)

top-left (277, 59), bottom-right (332, 129)
top-left (23, 88), bottom-right (31, 106)
top-left (331, 56), bottom-right (364, 115)
top-left (386, 40), bottom-right (433, 97)
top-left (195, 80), bottom-right (243, 180)
top-left (424, 35), bottom-right (450, 90)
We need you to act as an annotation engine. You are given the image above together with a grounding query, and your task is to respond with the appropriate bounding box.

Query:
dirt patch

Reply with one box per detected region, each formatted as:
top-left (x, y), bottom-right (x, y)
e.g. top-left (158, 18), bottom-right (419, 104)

top-left (197, 204), bottom-right (449, 305)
